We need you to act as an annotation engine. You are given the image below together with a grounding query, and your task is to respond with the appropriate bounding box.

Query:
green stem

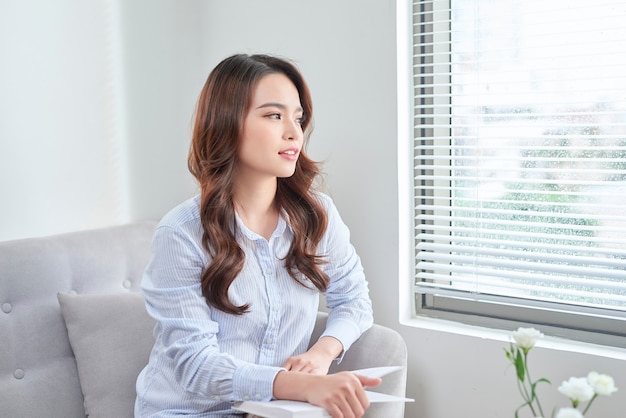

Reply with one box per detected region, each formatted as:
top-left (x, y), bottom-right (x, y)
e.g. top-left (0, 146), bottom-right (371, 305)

top-left (523, 351), bottom-right (545, 418)
top-left (582, 394), bottom-right (598, 415)
top-left (516, 365), bottom-right (537, 417)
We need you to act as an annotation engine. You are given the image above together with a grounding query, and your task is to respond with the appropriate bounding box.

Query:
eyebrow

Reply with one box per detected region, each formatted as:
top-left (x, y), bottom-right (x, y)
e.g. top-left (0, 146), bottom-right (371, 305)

top-left (256, 102), bottom-right (303, 113)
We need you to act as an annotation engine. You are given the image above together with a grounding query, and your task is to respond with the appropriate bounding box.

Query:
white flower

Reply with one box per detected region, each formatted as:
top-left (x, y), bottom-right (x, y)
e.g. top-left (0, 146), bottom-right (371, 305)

top-left (558, 377), bottom-right (595, 403)
top-left (555, 408), bottom-right (584, 418)
top-left (587, 371), bottom-right (618, 396)
top-left (512, 327), bottom-right (543, 351)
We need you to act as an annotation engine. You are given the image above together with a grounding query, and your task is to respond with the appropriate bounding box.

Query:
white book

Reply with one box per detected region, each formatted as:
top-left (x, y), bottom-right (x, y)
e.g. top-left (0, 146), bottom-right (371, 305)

top-left (233, 366), bottom-right (413, 418)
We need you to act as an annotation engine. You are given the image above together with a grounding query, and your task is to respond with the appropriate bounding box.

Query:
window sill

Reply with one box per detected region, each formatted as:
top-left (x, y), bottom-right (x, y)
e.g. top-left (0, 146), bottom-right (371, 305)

top-left (400, 314), bottom-right (626, 361)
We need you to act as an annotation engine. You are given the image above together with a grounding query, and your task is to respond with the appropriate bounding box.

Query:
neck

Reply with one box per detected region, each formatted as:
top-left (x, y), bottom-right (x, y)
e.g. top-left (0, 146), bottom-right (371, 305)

top-left (233, 176), bottom-right (279, 240)
top-left (233, 175), bottom-right (277, 211)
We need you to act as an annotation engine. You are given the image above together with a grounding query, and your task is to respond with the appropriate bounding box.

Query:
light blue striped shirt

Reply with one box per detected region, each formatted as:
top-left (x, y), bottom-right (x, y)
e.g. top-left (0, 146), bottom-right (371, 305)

top-left (135, 193), bottom-right (373, 417)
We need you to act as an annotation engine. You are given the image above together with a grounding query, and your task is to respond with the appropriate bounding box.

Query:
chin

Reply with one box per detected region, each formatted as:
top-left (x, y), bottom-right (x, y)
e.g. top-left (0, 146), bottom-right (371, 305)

top-left (277, 169), bottom-right (297, 179)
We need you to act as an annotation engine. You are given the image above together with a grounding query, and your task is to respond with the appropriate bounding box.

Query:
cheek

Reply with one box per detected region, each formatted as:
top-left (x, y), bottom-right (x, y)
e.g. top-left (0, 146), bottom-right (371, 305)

top-left (237, 141), bottom-right (257, 165)
top-left (238, 125), bottom-right (261, 154)
top-left (237, 133), bottom-right (271, 167)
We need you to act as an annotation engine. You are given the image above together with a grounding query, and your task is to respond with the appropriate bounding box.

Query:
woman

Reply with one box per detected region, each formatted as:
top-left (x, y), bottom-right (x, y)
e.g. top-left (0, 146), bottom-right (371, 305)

top-left (135, 53), bottom-right (380, 418)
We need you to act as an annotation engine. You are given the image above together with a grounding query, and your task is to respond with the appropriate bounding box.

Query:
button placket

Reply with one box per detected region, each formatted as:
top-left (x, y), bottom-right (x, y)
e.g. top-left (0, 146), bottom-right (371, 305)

top-left (256, 239), bottom-right (282, 365)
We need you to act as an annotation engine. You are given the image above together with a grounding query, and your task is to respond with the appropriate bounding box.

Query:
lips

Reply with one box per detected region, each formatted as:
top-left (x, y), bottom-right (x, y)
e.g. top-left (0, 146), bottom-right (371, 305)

top-left (278, 148), bottom-right (299, 159)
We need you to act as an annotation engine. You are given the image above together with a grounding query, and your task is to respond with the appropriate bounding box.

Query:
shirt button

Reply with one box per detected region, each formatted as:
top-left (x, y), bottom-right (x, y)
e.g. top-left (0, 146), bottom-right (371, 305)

top-left (265, 267), bottom-right (272, 275)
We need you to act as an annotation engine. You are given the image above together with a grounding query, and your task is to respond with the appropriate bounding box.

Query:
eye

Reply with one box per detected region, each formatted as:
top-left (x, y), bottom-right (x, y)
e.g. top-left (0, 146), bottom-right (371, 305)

top-left (296, 115), bottom-right (306, 125)
top-left (266, 113), bottom-right (281, 120)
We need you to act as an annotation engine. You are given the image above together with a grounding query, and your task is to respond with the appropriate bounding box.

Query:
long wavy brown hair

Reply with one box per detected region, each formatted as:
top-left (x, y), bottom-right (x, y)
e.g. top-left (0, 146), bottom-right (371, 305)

top-left (188, 54), bottom-right (329, 315)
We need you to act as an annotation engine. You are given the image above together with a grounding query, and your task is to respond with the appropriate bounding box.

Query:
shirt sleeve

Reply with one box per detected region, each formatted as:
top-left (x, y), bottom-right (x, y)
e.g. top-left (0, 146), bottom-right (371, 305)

top-left (318, 195), bottom-right (374, 357)
top-left (141, 223), bottom-right (283, 402)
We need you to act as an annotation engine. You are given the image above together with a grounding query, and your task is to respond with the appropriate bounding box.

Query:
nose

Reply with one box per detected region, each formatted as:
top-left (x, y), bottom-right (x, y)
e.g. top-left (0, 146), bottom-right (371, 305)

top-left (283, 119), bottom-right (303, 141)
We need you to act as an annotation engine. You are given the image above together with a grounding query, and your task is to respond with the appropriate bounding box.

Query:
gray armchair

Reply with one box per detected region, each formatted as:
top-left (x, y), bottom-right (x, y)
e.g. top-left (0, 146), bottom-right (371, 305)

top-left (0, 221), bottom-right (407, 418)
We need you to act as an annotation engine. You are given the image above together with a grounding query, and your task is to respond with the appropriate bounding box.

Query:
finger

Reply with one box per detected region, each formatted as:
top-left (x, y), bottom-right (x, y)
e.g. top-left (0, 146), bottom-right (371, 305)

top-left (300, 364), bottom-right (314, 373)
top-left (292, 364), bottom-right (305, 372)
top-left (281, 359), bottom-right (293, 371)
top-left (333, 395), bottom-right (353, 418)
top-left (290, 361), bottom-right (309, 372)
top-left (345, 387), bottom-right (366, 418)
top-left (326, 403), bottom-right (344, 418)
top-left (334, 375), bottom-right (364, 418)
top-left (310, 367), bottom-right (326, 376)
top-left (354, 385), bottom-right (370, 412)
top-left (355, 374), bottom-right (382, 388)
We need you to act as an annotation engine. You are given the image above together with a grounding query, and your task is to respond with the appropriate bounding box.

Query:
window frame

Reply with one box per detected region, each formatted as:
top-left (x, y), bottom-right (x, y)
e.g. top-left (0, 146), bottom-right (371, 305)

top-left (402, 0), bottom-right (626, 348)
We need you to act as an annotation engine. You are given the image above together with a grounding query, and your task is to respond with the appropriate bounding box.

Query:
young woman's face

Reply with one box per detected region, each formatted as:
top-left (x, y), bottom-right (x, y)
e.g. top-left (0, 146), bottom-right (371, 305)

top-left (237, 73), bottom-right (304, 181)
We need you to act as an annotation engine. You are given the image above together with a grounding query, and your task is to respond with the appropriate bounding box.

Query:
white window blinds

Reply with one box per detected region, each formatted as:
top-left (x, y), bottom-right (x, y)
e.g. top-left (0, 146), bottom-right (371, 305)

top-left (412, 0), bottom-right (626, 339)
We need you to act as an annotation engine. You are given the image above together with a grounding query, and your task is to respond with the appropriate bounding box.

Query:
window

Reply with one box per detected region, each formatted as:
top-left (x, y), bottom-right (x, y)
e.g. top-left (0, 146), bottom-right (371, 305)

top-left (409, 0), bottom-right (626, 346)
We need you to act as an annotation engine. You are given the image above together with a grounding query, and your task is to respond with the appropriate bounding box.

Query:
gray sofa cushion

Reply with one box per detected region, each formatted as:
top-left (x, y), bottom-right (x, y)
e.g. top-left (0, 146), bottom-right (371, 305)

top-left (58, 292), bottom-right (156, 418)
top-left (0, 221), bottom-right (157, 418)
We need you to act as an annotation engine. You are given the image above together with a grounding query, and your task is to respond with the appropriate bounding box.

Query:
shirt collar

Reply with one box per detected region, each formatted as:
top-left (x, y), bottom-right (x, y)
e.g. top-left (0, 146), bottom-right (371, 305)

top-left (234, 210), bottom-right (289, 241)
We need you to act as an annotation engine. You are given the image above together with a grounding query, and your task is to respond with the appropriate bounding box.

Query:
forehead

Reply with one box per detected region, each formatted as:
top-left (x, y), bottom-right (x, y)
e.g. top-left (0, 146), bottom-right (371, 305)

top-left (250, 73), bottom-right (301, 107)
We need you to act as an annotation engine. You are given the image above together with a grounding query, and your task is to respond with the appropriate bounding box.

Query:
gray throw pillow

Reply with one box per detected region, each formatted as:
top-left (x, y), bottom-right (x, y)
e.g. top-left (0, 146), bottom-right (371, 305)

top-left (57, 292), bottom-right (155, 418)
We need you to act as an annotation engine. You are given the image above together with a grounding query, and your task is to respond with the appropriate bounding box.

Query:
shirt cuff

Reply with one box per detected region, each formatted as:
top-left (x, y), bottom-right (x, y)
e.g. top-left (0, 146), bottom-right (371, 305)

top-left (232, 363), bottom-right (284, 402)
top-left (319, 317), bottom-right (363, 363)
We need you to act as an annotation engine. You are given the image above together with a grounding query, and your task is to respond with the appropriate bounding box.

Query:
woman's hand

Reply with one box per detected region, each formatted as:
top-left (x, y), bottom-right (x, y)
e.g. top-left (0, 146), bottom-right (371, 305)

top-left (274, 370), bottom-right (382, 418)
top-left (306, 372), bottom-right (382, 418)
top-left (282, 351), bottom-right (331, 375)
top-left (282, 336), bottom-right (343, 375)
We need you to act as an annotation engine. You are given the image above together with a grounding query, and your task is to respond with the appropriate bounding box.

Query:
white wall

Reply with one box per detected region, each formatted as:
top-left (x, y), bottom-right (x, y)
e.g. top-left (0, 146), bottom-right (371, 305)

top-left (0, 0), bottom-right (201, 241)
top-left (116, 0), bottom-right (205, 222)
top-left (2, 1), bottom-right (624, 417)
top-left (1, 1), bottom-right (123, 240)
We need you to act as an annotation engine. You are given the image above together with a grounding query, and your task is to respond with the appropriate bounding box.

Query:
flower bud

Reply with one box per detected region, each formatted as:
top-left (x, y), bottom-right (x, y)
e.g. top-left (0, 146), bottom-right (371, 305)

top-left (512, 327), bottom-right (543, 351)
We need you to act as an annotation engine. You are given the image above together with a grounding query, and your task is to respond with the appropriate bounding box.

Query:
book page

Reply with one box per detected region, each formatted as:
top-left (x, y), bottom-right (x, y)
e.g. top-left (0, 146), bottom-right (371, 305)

top-left (233, 366), bottom-right (413, 418)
